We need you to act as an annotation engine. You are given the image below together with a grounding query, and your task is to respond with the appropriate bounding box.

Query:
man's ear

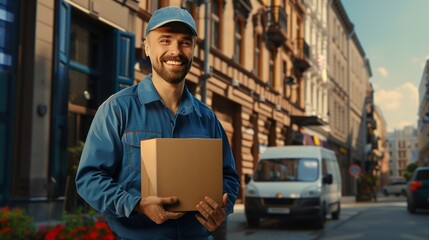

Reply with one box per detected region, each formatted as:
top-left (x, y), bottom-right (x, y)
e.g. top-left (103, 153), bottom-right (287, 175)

top-left (144, 39), bottom-right (150, 57)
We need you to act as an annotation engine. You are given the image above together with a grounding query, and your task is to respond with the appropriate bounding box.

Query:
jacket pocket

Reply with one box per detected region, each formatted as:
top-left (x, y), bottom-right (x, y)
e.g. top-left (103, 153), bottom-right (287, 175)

top-left (123, 130), bottom-right (161, 171)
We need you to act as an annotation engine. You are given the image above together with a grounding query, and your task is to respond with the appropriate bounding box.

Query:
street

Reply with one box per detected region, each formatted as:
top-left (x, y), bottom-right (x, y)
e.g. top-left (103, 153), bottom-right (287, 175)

top-left (225, 195), bottom-right (429, 240)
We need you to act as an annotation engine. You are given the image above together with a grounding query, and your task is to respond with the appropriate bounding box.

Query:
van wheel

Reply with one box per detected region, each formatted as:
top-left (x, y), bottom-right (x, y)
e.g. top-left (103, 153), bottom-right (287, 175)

top-left (246, 216), bottom-right (260, 228)
top-left (331, 203), bottom-right (340, 220)
top-left (314, 207), bottom-right (326, 229)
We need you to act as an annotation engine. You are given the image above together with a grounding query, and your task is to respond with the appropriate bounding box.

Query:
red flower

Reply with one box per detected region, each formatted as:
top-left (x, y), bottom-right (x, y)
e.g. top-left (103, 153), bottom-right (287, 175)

top-left (0, 206), bottom-right (10, 212)
top-left (45, 224), bottom-right (66, 240)
top-left (89, 230), bottom-right (99, 238)
top-left (95, 220), bottom-right (109, 230)
top-left (0, 217), bottom-right (11, 225)
top-left (40, 217), bottom-right (115, 240)
top-left (102, 232), bottom-right (115, 240)
top-left (0, 227), bottom-right (12, 234)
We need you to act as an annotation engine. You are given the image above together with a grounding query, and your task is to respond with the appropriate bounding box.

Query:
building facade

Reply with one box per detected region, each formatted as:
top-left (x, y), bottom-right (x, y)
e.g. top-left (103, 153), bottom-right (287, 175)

top-left (373, 105), bottom-right (389, 189)
top-left (301, 0), bottom-right (331, 150)
top-left (347, 31), bottom-right (372, 195)
top-left (417, 59), bottom-right (429, 167)
top-left (1, 0), bottom-right (377, 220)
top-left (386, 126), bottom-right (419, 181)
top-left (328, 0), bottom-right (352, 195)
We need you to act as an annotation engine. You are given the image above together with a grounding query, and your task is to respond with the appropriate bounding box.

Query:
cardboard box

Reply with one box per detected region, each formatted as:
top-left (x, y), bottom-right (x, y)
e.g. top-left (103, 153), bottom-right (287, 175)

top-left (141, 138), bottom-right (223, 211)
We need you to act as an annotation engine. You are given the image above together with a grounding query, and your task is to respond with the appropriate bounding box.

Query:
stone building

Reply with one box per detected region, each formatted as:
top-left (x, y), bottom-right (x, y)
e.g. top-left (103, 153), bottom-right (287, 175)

top-left (418, 59), bottom-right (429, 167)
top-left (386, 126), bottom-right (419, 181)
top-left (0, 0), bottom-right (375, 221)
top-left (373, 105), bottom-right (389, 189)
top-left (327, 0), bottom-right (373, 195)
top-left (302, 0), bottom-right (330, 156)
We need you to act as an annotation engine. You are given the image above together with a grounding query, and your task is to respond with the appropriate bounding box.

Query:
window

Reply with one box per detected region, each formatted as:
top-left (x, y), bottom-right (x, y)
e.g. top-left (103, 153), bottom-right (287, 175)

top-left (416, 169), bottom-right (429, 180)
top-left (211, 0), bottom-right (222, 49)
top-left (68, 17), bottom-right (103, 146)
top-left (254, 158), bottom-right (319, 182)
top-left (69, 22), bottom-right (100, 109)
top-left (148, 0), bottom-right (167, 12)
top-left (282, 60), bottom-right (288, 95)
top-left (254, 34), bottom-right (262, 78)
top-left (183, 1), bottom-right (198, 23)
top-left (234, 18), bottom-right (244, 64)
top-left (268, 50), bottom-right (275, 88)
top-left (0, 0), bottom-right (18, 205)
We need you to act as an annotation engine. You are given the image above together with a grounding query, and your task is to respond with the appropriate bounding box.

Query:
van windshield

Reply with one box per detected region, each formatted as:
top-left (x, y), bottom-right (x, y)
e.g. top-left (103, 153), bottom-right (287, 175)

top-left (253, 158), bottom-right (319, 182)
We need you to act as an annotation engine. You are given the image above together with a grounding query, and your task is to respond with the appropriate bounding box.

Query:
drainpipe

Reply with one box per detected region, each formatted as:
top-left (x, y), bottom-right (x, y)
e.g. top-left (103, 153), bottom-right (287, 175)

top-left (199, 0), bottom-right (211, 104)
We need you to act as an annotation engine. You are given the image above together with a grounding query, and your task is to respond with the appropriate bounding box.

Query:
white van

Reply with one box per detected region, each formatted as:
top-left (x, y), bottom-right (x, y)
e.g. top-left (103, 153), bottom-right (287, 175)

top-left (244, 146), bottom-right (341, 228)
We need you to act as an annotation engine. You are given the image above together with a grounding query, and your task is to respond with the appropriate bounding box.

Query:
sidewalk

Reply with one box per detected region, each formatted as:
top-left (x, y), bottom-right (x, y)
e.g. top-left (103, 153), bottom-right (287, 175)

top-left (341, 195), bottom-right (356, 204)
top-left (234, 195), bottom-right (357, 212)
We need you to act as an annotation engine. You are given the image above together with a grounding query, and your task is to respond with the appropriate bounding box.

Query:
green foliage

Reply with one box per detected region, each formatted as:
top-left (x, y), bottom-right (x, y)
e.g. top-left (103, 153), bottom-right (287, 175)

top-left (358, 172), bottom-right (378, 187)
top-left (0, 206), bottom-right (116, 240)
top-left (42, 209), bottom-right (116, 240)
top-left (405, 162), bottom-right (418, 173)
top-left (0, 206), bottom-right (36, 239)
top-left (403, 162), bottom-right (418, 181)
top-left (67, 141), bottom-right (85, 175)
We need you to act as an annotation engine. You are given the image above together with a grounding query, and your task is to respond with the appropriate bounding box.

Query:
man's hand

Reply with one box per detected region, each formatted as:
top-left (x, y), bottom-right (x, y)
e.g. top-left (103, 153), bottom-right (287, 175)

top-left (195, 193), bottom-right (228, 232)
top-left (134, 196), bottom-right (185, 224)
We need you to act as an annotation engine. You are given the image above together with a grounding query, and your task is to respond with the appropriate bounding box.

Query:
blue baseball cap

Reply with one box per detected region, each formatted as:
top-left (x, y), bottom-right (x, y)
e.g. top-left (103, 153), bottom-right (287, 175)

top-left (145, 7), bottom-right (197, 36)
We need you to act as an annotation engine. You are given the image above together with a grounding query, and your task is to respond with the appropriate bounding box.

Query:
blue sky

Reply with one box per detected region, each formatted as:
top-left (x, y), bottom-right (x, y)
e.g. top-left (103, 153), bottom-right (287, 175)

top-left (342, 0), bottom-right (429, 132)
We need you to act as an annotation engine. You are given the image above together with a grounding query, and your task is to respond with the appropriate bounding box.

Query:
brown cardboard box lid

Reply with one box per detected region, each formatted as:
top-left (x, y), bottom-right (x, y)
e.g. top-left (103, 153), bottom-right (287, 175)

top-left (141, 138), bottom-right (223, 211)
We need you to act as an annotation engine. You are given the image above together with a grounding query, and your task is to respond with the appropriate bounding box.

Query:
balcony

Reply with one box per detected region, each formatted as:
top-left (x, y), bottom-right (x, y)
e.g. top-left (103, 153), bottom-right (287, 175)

top-left (366, 132), bottom-right (379, 150)
top-left (366, 117), bottom-right (377, 130)
top-left (265, 6), bottom-right (288, 48)
top-left (293, 38), bottom-right (311, 73)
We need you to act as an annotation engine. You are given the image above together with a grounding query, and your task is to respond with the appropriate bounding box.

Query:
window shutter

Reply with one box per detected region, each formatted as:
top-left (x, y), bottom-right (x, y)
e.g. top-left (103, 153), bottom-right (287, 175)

top-left (50, 0), bottom-right (71, 195)
top-left (0, 0), bottom-right (19, 204)
top-left (114, 30), bottom-right (135, 91)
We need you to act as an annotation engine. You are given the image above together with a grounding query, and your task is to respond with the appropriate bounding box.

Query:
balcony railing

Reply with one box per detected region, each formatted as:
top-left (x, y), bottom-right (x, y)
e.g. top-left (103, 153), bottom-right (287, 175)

top-left (265, 6), bottom-right (288, 47)
top-left (293, 38), bottom-right (311, 72)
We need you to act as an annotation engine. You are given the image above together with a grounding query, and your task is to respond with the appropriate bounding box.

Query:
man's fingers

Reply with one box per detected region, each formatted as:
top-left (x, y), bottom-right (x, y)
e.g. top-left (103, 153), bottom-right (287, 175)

top-left (195, 196), bottom-right (226, 232)
top-left (139, 196), bottom-right (184, 224)
top-left (195, 213), bottom-right (217, 232)
top-left (159, 196), bottom-right (178, 205)
top-left (165, 211), bottom-right (185, 220)
top-left (204, 196), bottom-right (219, 209)
top-left (222, 193), bottom-right (228, 206)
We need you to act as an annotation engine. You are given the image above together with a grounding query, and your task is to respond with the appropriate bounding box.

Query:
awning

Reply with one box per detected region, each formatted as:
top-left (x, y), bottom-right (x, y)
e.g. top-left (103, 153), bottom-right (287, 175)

top-left (291, 115), bottom-right (326, 126)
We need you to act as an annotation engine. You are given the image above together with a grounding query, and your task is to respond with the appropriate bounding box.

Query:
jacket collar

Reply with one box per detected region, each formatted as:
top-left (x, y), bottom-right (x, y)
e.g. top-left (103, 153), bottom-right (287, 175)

top-left (137, 74), bottom-right (202, 117)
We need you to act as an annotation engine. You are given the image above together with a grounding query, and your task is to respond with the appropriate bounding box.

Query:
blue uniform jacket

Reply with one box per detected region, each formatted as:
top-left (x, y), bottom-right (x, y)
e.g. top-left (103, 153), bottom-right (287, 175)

top-left (75, 74), bottom-right (240, 239)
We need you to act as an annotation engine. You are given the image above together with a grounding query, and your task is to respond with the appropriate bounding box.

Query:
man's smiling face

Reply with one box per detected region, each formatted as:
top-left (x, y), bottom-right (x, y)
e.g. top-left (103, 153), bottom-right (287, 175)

top-left (145, 22), bottom-right (196, 85)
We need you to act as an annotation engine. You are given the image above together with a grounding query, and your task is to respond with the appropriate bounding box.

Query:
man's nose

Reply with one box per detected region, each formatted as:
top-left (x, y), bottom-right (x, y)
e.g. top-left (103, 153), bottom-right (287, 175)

top-left (169, 41), bottom-right (181, 55)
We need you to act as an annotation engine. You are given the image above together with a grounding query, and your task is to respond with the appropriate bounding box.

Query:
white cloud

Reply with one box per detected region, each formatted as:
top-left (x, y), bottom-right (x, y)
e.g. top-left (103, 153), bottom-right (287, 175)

top-left (374, 82), bottom-right (418, 132)
top-left (377, 67), bottom-right (388, 78)
top-left (412, 55), bottom-right (429, 68)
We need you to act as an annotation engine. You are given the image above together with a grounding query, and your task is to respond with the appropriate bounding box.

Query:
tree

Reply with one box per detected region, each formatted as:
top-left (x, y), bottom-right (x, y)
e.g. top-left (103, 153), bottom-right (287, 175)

top-left (403, 162), bottom-right (418, 181)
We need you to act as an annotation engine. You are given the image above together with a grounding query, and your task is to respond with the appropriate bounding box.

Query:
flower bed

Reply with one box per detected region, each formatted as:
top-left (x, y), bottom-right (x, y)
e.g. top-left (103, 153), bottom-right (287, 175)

top-left (0, 206), bottom-right (116, 240)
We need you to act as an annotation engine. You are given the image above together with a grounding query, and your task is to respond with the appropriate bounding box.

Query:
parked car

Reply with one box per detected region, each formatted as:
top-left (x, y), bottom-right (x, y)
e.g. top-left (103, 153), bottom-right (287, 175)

top-left (244, 146), bottom-right (341, 229)
top-left (382, 181), bottom-right (407, 196)
top-left (406, 167), bottom-right (429, 213)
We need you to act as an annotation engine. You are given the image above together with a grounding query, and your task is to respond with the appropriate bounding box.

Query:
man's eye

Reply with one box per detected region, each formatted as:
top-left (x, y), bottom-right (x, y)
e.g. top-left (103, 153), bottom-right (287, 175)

top-left (181, 41), bottom-right (192, 46)
top-left (160, 39), bottom-right (170, 44)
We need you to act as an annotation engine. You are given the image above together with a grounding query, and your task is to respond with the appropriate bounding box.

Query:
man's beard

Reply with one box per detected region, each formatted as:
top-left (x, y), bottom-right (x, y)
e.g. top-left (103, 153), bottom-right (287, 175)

top-left (152, 55), bottom-right (192, 85)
